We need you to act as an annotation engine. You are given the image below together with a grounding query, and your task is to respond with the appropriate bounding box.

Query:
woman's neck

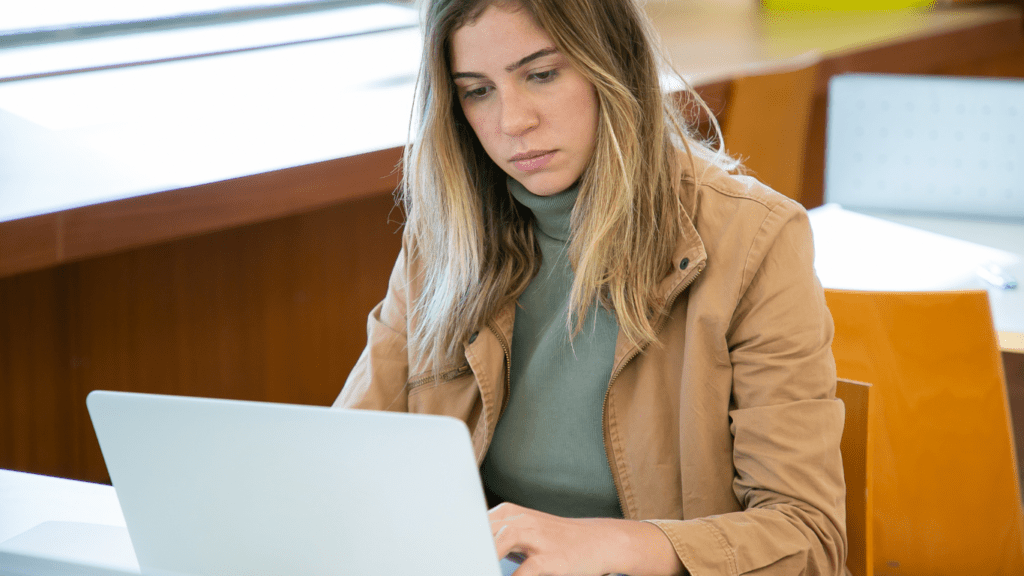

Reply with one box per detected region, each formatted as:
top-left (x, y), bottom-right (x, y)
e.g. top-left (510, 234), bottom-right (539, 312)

top-left (507, 178), bottom-right (578, 242)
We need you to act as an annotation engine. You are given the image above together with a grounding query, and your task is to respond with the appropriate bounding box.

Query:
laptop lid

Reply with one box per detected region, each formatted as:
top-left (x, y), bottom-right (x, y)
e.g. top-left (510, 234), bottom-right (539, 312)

top-left (86, 390), bottom-right (503, 576)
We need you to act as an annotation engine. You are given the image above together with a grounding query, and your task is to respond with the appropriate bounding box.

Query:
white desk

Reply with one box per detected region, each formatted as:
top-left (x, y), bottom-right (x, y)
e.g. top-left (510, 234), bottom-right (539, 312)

top-left (0, 469), bottom-right (137, 575)
top-left (0, 469), bottom-right (124, 544)
top-left (808, 204), bottom-right (1024, 353)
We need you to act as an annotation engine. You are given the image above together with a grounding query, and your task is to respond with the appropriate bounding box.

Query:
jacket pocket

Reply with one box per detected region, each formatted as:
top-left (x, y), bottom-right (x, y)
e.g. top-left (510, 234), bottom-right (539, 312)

top-left (407, 363), bottom-right (471, 390)
top-left (407, 362), bottom-right (482, 426)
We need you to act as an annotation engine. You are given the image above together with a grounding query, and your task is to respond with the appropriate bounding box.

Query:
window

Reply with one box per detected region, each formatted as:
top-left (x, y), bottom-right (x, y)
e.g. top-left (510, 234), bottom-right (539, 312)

top-left (0, 1), bottom-right (420, 221)
top-left (0, 1), bottom-right (417, 82)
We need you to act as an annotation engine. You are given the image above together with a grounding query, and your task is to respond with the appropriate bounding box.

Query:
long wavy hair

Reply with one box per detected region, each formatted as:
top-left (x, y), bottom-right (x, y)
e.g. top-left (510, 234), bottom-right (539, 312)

top-left (403, 0), bottom-right (732, 372)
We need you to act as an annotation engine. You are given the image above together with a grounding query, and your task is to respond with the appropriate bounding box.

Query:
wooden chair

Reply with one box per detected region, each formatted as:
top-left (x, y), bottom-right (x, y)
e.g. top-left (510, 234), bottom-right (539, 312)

top-left (721, 54), bottom-right (820, 207)
top-left (836, 378), bottom-right (873, 576)
top-left (825, 289), bottom-right (1024, 574)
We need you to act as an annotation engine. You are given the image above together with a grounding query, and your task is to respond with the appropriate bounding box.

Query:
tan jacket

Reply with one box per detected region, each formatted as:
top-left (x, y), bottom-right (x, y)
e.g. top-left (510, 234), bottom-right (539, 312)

top-left (334, 160), bottom-right (846, 576)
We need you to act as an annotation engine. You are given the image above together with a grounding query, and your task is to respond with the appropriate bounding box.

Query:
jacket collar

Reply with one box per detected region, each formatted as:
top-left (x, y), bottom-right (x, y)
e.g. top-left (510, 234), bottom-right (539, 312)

top-left (486, 187), bottom-right (707, 350)
top-left (659, 195), bottom-right (707, 310)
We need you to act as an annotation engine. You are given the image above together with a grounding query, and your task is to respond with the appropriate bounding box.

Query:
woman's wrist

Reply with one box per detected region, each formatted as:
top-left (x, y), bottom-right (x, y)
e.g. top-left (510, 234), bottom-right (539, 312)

top-left (590, 518), bottom-right (686, 576)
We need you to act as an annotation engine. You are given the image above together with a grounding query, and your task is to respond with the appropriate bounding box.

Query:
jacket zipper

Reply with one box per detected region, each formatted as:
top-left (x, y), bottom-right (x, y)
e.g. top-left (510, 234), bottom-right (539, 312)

top-left (602, 262), bottom-right (705, 518)
top-left (487, 321), bottom-right (513, 420)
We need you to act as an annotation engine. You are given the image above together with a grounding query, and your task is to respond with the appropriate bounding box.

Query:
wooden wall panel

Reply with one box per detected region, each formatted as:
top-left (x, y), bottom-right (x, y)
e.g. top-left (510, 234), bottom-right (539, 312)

top-left (940, 47), bottom-right (1024, 79)
top-left (0, 193), bottom-right (403, 483)
top-left (0, 267), bottom-right (74, 479)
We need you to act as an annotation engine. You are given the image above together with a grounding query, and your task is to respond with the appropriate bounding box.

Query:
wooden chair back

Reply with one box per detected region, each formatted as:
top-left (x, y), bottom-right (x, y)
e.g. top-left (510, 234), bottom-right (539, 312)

top-left (825, 289), bottom-right (1024, 574)
top-left (721, 54), bottom-right (820, 207)
top-left (835, 378), bottom-right (873, 576)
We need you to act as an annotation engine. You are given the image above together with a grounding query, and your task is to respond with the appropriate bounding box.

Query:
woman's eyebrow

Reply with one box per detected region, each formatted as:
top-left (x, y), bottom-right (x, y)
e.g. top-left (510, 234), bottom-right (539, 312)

top-left (504, 47), bottom-right (558, 73)
top-left (451, 47), bottom-right (559, 80)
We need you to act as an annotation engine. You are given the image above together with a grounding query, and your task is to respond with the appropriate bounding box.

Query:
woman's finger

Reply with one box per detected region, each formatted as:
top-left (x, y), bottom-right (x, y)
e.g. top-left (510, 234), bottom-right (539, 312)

top-left (489, 503), bottom-right (526, 538)
top-left (489, 502), bottom-right (524, 519)
top-left (492, 521), bottom-right (525, 559)
top-left (510, 556), bottom-right (542, 576)
top-left (504, 552), bottom-right (528, 564)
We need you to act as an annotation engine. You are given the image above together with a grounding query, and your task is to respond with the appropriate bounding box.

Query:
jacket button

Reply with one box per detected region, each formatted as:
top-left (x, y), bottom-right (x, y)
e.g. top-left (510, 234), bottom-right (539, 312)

top-left (679, 258), bottom-right (689, 270)
top-left (468, 331), bottom-right (479, 344)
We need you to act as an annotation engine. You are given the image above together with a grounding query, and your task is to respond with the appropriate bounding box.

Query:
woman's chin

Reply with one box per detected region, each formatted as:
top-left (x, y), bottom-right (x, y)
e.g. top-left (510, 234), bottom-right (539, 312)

top-left (511, 173), bottom-right (577, 197)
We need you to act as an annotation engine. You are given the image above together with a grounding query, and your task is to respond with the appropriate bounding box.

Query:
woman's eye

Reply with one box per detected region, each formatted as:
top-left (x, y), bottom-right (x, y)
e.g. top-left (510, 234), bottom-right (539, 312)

top-left (530, 69), bottom-right (558, 82)
top-left (462, 86), bottom-right (490, 100)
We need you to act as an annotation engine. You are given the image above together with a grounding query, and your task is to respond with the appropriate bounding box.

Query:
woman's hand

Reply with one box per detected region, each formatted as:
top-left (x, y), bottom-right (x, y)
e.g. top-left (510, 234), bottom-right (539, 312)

top-left (488, 502), bottom-right (685, 576)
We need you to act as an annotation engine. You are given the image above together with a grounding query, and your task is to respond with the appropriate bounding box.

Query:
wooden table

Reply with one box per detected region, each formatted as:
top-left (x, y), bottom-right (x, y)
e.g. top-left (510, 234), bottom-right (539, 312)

top-left (1, 4), bottom-right (1022, 483)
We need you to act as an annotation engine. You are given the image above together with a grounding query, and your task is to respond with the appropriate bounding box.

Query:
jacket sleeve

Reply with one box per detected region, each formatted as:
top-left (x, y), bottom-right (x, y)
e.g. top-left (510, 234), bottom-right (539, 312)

top-left (651, 200), bottom-right (847, 576)
top-left (332, 233), bottom-right (414, 412)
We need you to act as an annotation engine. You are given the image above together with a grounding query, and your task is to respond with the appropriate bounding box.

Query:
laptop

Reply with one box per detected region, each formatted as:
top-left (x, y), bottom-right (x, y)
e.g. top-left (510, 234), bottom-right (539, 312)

top-left (3, 391), bottom-right (517, 576)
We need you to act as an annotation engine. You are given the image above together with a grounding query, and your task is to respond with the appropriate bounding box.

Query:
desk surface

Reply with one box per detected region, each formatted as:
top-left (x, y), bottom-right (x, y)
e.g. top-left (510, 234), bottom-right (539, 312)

top-left (648, 4), bottom-right (1022, 86)
top-left (0, 5), bottom-right (1021, 279)
top-left (0, 469), bottom-right (123, 545)
top-left (809, 205), bottom-right (1024, 353)
top-left (862, 210), bottom-right (1024, 353)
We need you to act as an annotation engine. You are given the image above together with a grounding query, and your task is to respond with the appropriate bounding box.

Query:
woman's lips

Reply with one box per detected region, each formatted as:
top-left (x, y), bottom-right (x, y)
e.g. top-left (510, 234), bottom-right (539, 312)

top-left (511, 150), bottom-right (556, 173)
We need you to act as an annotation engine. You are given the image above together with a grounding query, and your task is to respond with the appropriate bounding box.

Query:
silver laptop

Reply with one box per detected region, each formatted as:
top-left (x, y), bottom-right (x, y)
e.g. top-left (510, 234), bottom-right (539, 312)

top-left (83, 390), bottom-right (508, 576)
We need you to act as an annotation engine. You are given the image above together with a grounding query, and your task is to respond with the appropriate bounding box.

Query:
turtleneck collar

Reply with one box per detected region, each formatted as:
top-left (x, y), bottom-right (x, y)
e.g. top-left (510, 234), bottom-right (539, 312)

top-left (507, 177), bottom-right (578, 243)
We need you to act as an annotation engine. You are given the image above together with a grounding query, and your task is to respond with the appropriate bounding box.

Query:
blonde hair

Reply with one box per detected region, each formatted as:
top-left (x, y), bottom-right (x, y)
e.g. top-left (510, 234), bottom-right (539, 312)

top-left (404, 0), bottom-right (732, 372)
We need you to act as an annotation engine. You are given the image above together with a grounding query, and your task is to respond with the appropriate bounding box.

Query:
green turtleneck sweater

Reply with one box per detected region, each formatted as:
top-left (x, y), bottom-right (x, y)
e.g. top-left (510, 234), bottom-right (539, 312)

top-left (480, 178), bottom-right (622, 519)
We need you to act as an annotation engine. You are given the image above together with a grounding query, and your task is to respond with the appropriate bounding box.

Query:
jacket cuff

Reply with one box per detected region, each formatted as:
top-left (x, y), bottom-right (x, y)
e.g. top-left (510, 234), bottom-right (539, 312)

top-left (644, 519), bottom-right (735, 576)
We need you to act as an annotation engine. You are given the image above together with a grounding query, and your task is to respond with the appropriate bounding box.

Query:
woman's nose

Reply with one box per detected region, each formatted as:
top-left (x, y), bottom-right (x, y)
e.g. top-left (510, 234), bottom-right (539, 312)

top-left (499, 89), bottom-right (538, 137)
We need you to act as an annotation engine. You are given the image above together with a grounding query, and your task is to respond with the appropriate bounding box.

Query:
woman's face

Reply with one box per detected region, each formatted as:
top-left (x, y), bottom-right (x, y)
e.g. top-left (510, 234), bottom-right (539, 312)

top-left (450, 3), bottom-right (599, 197)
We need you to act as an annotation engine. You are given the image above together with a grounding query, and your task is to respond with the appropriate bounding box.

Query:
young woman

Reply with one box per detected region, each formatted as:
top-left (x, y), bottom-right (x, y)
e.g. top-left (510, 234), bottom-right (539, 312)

top-left (335, 0), bottom-right (846, 574)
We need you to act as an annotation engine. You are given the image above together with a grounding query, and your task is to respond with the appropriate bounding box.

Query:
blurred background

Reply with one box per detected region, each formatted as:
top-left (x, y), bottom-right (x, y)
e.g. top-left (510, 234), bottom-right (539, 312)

top-left (0, 0), bottom-right (1021, 485)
